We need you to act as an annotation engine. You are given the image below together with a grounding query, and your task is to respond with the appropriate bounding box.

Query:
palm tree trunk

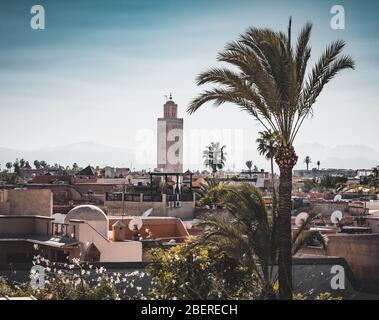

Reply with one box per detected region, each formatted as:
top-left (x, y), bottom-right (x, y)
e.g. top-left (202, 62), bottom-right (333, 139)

top-left (270, 157), bottom-right (277, 213)
top-left (270, 157), bottom-right (274, 191)
top-left (277, 166), bottom-right (293, 300)
top-left (275, 145), bottom-right (298, 300)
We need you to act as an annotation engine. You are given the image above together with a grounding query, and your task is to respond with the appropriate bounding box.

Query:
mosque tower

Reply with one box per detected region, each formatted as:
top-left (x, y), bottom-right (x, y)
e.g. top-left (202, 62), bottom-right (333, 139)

top-left (157, 93), bottom-right (183, 173)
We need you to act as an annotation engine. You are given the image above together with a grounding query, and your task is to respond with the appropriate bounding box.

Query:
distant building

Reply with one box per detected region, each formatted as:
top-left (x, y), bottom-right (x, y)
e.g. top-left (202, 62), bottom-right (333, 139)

top-left (294, 168), bottom-right (356, 178)
top-left (157, 94), bottom-right (183, 173)
top-left (104, 166), bottom-right (130, 178)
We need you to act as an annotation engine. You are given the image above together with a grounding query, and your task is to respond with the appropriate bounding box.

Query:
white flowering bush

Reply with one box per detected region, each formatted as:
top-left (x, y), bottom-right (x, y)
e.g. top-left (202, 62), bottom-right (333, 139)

top-left (0, 245), bottom-right (147, 300)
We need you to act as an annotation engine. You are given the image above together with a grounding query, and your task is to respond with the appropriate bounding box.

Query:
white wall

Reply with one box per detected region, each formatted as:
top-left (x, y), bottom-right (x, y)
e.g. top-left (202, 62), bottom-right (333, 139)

top-left (73, 222), bottom-right (142, 262)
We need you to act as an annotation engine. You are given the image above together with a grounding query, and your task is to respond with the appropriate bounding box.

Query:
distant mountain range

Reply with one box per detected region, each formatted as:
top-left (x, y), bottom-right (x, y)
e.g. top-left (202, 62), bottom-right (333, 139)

top-left (294, 143), bottom-right (379, 170)
top-left (0, 142), bottom-right (378, 171)
top-left (0, 142), bottom-right (137, 169)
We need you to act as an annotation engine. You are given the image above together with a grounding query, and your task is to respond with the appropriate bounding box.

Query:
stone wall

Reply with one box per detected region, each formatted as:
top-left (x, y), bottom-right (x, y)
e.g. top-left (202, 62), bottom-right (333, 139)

top-left (104, 194), bottom-right (195, 218)
top-left (327, 233), bottom-right (379, 293)
top-left (0, 189), bottom-right (53, 217)
top-left (311, 201), bottom-right (349, 215)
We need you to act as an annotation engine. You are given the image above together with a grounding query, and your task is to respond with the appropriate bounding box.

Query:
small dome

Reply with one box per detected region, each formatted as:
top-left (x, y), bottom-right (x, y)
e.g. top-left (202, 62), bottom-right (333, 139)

top-left (65, 205), bottom-right (109, 239)
top-left (65, 205), bottom-right (108, 223)
top-left (165, 100), bottom-right (176, 106)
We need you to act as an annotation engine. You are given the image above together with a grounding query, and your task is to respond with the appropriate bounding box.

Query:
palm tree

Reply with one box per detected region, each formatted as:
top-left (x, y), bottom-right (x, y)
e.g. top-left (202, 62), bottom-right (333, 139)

top-left (197, 184), bottom-right (277, 298)
top-left (5, 162), bottom-right (12, 172)
top-left (195, 178), bottom-right (229, 209)
top-left (369, 165), bottom-right (379, 189)
top-left (197, 183), bottom-right (326, 298)
top-left (72, 163), bottom-right (79, 173)
top-left (304, 156), bottom-right (312, 171)
top-left (203, 142), bottom-right (227, 177)
top-left (34, 160), bottom-right (41, 169)
top-left (317, 160), bottom-right (321, 171)
top-left (256, 130), bottom-right (278, 192)
top-left (40, 161), bottom-right (48, 169)
top-left (372, 166), bottom-right (379, 180)
top-left (13, 159), bottom-right (20, 176)
top-left (187, 18), bottom-right (354, 299)
top-left (19, 159), bottom-right (25, 168)
top-left (245, 160), bottom-right (253, 176)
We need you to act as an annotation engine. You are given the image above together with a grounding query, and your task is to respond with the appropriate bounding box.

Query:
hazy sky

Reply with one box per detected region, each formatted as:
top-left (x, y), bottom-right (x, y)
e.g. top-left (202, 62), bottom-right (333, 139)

top-left (0, 0), bottom-right (378, 169)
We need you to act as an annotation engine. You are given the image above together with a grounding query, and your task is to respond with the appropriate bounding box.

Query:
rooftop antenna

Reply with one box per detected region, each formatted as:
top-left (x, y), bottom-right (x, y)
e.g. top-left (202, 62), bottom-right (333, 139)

top-left (169, 92), bottom-right (172, 100)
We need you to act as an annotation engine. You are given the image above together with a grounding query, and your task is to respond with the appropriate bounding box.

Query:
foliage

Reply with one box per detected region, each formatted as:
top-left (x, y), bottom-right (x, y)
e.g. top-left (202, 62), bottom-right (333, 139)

top-left (203, 142), bottom-right (227, 174)
top-left (196, 184), bottom-right (277, 299)
top-left (0, 253), bottom-right (145, 300)
top-left (147, 240), bottom-right (259, 299)
top-left (293, 291), bottom-right (343, 300)
top-left (245, 160), bottom-right (253, 174)
top-left (195, 178), bottom-right (229, 208)
top-left (304, 156), bottom-right (312, 171)
top-left (302, 179), bottom-right (319, 193)
top-left (320, 175), bottom-right (347, 190)
top-left (187, 18), bottom-right (354, 298)
top-left (194, 183), bottom-right (326, 297)
top-left (187, 18), bottom-right (354, 148)
top-left (256, 131), bottom-right (279, 160)
top-left (292, 212), bottom-right (328, 255)
top-left (368, 165), bottom-right (379, 189)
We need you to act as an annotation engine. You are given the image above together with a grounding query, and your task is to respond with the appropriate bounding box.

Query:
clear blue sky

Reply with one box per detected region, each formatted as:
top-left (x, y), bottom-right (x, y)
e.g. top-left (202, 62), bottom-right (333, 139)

top-left (0, 0), bottom-right (378, 169)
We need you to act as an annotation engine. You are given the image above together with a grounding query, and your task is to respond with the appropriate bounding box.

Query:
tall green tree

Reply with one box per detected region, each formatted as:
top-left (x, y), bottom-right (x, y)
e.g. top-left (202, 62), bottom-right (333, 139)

top-left (187, 18), bottom-right (354, 299)
top-left (34, 160), bottom-right (41, 169)
top-left (13, 159), bottom-right (20, 176)
top-left (196, 183), bottom-right (326, 299)
top-left (304, 156), bottom-right (312, 171)
top-left (203, 142), bottom-right (227, 176)
top-left (256, 130), bottom-right (278, 189)
top-left (19, 159), bottom-right (25, 168)
top-left (6, 162), bottom-right (12, 172)
top-left (369, 165), bottom-right (379, 189)
top-left (245, 160), bottom-right (253, 176)
top-left (40, 161), bottom-right (48, 169)
top-left (72, 163), bottom-right (80, 173)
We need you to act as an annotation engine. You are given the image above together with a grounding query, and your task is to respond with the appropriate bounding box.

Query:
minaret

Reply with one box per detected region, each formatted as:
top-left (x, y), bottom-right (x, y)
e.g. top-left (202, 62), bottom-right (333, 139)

top-left (157, 93), bottom-right (183, 173)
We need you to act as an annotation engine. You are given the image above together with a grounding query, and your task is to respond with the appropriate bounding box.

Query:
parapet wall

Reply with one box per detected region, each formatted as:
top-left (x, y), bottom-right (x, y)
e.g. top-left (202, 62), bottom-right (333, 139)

top-left (327, 233), bottom-right (379, 293)
top-left (0, 189), bottom-right (53, 217)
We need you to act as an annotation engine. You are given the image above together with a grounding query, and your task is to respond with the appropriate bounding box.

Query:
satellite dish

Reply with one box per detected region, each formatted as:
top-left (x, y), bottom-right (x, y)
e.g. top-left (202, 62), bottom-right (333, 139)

top-left (142, 208), bottom-right (153, 217)
top-left (128, 218), bottom-right (143, 231)
top-left (295, 212), bottom-right (309, 227)
top-left (331, 211), bottom-right (343, 224)
top-left (333, 195), bottom-right (342, 202)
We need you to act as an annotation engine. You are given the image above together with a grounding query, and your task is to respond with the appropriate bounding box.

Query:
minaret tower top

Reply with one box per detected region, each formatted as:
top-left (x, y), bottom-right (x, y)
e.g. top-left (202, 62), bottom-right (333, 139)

top-left (163, 93), bottom-right (177, 119)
